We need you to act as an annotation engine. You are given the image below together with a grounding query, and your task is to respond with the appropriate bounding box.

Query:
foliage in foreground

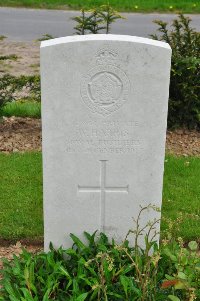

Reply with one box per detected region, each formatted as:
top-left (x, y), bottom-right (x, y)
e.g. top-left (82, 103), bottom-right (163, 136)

top-left (151, 14), bottom-right (200, 130)
top-left (0, 74), bottom-right (41, 110)
top-left (0, 206), bottom-right (199, 301)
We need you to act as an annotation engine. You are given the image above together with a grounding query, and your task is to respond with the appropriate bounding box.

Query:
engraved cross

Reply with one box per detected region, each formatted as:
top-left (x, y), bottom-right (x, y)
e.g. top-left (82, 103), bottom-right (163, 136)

top-left (78, 160), bottom-right (129, 231)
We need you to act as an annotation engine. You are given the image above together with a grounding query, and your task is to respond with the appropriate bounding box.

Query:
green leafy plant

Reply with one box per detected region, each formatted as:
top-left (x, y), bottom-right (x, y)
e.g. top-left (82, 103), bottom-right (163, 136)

top-left (0, 54), bottom-right (18, 61)
top-left (98, 4), bottom-right (125, 34)
top-left (0, 35), bottom-right (6, 41)
top-left (0, 205), bottom-right (199, 300)
top-left (72, 9), bottom-right (90, 35)
top-left (0, 74), bottom-right (40, 111)
top-left (161, 239), bottom-right (200, 300)
top-left (72, 5), bottom-right (124, 35)
top-left (151, 14), bottom-right (200, 129)
top-left (37, 34), bottom-right (55, 41)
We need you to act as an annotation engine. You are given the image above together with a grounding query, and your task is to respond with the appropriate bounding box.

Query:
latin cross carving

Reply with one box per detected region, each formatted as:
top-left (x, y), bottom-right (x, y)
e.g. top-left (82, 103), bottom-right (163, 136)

top-left (78, 160), bottom-right (129, 231)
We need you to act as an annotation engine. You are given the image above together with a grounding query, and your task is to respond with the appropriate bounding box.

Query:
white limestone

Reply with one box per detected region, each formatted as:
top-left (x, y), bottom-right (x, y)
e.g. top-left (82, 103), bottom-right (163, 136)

top-left (41, 34), bottom-right (171, 250)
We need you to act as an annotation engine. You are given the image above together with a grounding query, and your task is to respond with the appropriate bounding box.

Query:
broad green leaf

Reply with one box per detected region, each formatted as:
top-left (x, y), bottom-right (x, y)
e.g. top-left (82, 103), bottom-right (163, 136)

top-left (123, 265), bottom-right (133, 274)
top-left (165, 274), bottom-right (175, 280)
top-left (66, 248), bottom-right (77, 256)
top-left (70, 234), bottom-right (87, 250)
top-left (174, 280), bottom-right (186, 290)
top-left (195, 263), bottom-right (200, 271)
top-left (120, 275), bottom-right (129, 297)
top-left (168, 295), bottom-right (181, 301)
top-left (66, 279), bottom-right (73, 290)
top-left (164, 249), bottom-right (177, 262)
top-left (188, 241), bottom-right (198, 251)
top-left (177, 272), bottom-right (187, 280)
top-left (9, 296), bottom-right (19, 301)
top-left (90, 288), bottom-right (99, 300)
top-left (4, 280), bottom-right (16, 297)
top-left (59, 265), bottom-right (70, 278)
top-left (21, 287), bottom-right (35, 301)
top-left (42, 289), bottom-right (51, 301)
top-left (76, 292), bottom-right (88, 301)
top-left (24, 267), bottom-right (29, 281)
top-left (107, 291), bottom-right (124, 298)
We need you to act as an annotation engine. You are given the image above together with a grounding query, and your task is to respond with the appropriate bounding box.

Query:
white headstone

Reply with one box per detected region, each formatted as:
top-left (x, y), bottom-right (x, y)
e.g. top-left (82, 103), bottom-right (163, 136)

top-left (41, 35), bottom-right (171, 250)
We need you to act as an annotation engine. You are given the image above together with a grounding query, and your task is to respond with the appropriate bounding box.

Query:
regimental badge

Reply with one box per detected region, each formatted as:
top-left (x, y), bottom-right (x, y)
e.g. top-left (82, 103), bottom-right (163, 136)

top-left (80, 49), bottom-right (130, 117)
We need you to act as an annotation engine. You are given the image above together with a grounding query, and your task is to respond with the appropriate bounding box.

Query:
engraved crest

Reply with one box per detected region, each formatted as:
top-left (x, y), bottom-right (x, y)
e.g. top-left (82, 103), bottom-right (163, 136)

top-left (81, 50), bottom-right (130, 117)
top-left (88, 72), bottom-right (123, 106)
top-left (96, 49), bottom-right (118, 65)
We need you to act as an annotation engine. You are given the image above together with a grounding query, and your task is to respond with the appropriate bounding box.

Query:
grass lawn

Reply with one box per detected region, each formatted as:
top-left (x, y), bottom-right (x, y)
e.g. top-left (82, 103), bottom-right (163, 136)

top-left (0, 0), bottom-right (199, 13)
top-left (162, 156), bottom-right (200, 240)
top-left (0, 152), bottom-right (43, 241)
top-left (0, 152), bottom-right (199, 242)
top-left (0, 101), bottom-right (41, 119)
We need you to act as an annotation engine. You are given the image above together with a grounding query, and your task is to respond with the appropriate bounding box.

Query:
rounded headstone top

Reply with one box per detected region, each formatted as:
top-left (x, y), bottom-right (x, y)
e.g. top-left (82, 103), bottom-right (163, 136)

top-left (40, 34), bottom-right (171, 51)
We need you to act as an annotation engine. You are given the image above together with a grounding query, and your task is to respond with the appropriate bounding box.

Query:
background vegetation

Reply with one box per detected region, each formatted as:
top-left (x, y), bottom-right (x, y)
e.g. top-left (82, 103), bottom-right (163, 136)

top-left (152, 15), bottom-right (200, 129)
top-left (1, 14), bottom-right (199, 129)
top-left (0, 0), bottom-right (199, 13)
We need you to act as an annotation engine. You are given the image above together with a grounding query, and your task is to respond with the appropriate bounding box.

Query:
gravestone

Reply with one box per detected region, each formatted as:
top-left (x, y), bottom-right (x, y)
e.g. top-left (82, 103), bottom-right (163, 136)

top-left (41, 34), bottom-right (171, 250)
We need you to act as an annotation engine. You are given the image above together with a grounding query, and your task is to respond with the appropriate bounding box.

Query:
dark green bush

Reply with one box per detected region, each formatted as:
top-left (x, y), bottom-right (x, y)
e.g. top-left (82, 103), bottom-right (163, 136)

top-left (151, 14), bottom-right (200, 129)
top-left (0, 74), bottom-right (40, 110)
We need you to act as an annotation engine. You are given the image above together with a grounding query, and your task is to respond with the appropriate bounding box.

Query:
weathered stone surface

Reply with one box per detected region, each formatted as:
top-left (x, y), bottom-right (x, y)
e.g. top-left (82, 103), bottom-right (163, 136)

top-left (41, 35), bottom-right (171, 250)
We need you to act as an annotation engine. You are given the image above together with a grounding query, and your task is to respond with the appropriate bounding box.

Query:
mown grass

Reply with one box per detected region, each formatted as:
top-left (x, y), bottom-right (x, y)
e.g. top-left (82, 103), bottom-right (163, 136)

top-left (0, 101), bottom-right (41, 118)
top-left (162, 156), bottom-right (200, 240)
top-left (0, 153), bottom-right (199, 242)
top-left (0, 152), bottom-right (43, 241)
top-left (0, 0), bottom-right (199, 13)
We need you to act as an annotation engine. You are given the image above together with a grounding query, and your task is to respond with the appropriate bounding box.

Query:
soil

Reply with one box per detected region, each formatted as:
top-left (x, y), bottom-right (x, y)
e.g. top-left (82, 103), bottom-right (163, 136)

top-left (0, 40), bottom-right (40, 76)
top-left (0, 241), bottom-right (42, 280)
top-left (0, 116), bottom-right (41, 153)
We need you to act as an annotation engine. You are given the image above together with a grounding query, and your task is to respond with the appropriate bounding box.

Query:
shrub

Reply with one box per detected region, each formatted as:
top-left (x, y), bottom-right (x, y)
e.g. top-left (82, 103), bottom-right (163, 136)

top-left (0, 74), bottom-right (40, 111)
top-left (72, 5), bottom-right (124, 35)
top-left (151, 14), bottom-right (200, 129)
top-left (0, 206), bottom-right (199, 301)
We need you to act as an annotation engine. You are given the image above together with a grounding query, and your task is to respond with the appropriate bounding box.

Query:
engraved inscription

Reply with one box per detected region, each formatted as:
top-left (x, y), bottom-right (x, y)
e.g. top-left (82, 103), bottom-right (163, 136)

top-left (78, 160), bottom-right (129, 231)
top-left (66, 121), bottom-right (143, 154)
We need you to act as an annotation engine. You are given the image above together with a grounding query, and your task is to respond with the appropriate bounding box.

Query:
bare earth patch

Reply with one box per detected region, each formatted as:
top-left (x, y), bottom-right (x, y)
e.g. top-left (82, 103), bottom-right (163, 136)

top-left (0, 40), bottom-right (40, 76)
top-left (0, 116), bottom-right (41, 152)
top-left (167, 129), bottom-right (200, 157)
top-left (0, 241), bottom-right (42, 280)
